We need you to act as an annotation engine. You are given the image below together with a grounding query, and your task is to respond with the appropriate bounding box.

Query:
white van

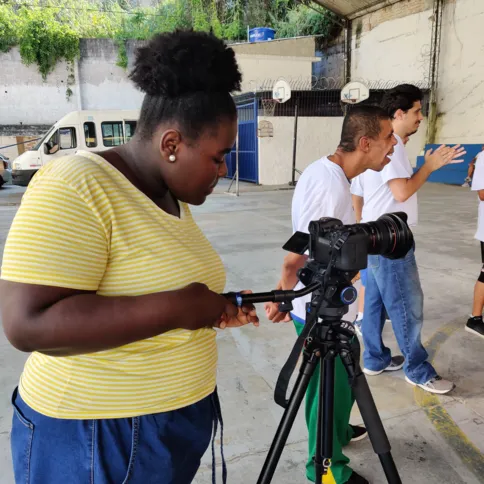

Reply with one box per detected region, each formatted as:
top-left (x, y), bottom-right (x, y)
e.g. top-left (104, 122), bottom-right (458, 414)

top-left (12, 110), bottom-right (139, 186)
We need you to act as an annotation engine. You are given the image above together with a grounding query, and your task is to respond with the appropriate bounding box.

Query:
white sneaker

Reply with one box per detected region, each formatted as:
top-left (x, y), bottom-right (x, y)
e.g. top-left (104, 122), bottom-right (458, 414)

top-left (363, 355), bottom-right (404, 376)
top-left (405, 375), bottom-right (455, 394)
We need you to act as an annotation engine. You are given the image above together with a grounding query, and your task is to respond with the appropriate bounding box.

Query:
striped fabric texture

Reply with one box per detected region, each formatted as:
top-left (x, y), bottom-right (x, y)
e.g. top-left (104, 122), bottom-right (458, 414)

top-left (2, 151), bottom-right (226, 419)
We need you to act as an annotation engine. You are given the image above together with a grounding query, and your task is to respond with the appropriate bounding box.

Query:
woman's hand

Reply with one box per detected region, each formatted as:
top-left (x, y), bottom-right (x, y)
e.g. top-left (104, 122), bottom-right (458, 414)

top-left (216, 290), bottom-right (259, 329)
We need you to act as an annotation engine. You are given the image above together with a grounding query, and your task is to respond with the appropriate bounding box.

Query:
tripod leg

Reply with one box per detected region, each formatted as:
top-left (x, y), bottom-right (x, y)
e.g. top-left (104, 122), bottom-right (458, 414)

top-left (315, 350), bottom-right (335, 484)
top-left (257, 349), bottom-right (319, 484)
top-left (339, 348), bottom-right (402, 484)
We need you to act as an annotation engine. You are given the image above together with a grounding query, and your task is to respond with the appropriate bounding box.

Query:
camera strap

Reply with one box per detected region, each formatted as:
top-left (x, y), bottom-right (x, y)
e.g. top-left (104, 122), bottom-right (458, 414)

top-left (274, 314), bottom-right (317, 408)
top-left (274, 235), bottom-right (346, 409)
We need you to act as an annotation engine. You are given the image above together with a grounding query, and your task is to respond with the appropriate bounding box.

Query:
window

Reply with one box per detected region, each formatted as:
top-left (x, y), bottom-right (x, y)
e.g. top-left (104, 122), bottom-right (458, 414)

top-left (125, 121), bottom-right (137, 142)
top-left (59, 127), bottom-right (77, 150)
top-left (102, 122), bottom-right (124, 147)
top-left (84, 122), bottom-right (97, 148)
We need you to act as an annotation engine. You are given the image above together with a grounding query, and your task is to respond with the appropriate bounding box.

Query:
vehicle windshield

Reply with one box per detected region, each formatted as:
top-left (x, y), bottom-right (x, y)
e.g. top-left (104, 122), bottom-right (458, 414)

top-left (30, 129), bottom-right (53, 151)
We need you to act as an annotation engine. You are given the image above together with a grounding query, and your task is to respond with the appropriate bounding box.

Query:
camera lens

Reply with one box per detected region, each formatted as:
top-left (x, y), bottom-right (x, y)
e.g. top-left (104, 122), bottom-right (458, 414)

top-left (358, 212), bottom-right (414, 259)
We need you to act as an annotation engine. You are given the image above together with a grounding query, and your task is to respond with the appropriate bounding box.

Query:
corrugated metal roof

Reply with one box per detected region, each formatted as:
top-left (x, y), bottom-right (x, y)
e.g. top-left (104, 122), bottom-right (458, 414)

top-left (311, 0), bottom-right (404, 19)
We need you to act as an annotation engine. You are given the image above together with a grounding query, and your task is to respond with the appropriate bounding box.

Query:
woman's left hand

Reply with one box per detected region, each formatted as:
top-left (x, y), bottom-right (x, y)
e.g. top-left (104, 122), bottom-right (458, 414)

top-left (217, 290), bottom-right (259, 329)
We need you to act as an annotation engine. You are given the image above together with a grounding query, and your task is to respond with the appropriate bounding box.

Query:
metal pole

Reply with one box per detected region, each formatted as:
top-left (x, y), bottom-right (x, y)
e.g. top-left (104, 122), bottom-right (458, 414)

top-left (235, 131), bottom-right (240, 197)
top-left (290, 102), bottom-right (299, 186)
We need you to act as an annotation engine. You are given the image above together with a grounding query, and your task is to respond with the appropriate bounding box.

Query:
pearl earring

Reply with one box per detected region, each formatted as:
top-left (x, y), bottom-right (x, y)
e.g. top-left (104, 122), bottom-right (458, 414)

top-left (169, 154), bottom-right (176, 162)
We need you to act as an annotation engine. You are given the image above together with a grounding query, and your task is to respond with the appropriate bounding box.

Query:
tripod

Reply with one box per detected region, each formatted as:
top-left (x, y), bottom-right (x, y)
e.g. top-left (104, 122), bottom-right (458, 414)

top-left (256, 304), bottom-right (402, 484)
top-left (223, 282), bottom-right (402, 484)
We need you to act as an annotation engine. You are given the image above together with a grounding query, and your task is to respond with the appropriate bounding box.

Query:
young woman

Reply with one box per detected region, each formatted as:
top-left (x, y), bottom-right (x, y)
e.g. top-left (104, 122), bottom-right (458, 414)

top-left (1, 30), bottom-right (258, 483)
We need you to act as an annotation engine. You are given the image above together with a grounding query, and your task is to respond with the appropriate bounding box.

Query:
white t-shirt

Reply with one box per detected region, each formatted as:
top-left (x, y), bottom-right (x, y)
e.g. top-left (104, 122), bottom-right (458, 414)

top-left (291, 156), bottom-right (358, 322)
top-left (471, 152), bottom-right (484, 242)
top-left (350, 134), bottom-right (418, 226)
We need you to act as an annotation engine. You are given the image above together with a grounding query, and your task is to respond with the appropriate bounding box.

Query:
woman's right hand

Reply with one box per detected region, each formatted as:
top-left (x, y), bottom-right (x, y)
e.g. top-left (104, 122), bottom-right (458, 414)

top-left (180, 284), bottom-right (258, 331)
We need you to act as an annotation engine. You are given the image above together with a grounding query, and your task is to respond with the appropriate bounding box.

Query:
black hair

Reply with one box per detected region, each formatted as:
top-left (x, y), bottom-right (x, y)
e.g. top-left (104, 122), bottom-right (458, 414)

top-left (129, 30), bottom-right (242, 140)
top-left (338, 105), bottom-right (391, 152)
top-left (381, 84), bottom-right (423, 118)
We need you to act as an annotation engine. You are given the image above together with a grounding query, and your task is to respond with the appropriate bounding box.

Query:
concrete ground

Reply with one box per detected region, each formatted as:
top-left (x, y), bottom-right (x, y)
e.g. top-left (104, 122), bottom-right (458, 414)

top-left (0, 181), bottom-right (483, 483)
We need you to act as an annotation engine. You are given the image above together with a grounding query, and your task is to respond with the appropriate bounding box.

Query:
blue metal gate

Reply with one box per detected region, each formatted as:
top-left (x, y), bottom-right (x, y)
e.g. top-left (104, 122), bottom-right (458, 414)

top-left (226, 100), bottom-right (259, 183)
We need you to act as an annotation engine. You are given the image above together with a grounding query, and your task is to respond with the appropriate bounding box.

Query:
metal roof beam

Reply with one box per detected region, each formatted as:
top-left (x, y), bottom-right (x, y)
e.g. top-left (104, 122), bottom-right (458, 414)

top-left (310, 0), bottom-right (404, 19)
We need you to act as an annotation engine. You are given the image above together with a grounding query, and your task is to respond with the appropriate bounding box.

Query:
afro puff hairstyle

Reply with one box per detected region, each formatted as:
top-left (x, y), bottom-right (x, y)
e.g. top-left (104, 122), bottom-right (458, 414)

top-left (130, 30), bottom-right (242, 140)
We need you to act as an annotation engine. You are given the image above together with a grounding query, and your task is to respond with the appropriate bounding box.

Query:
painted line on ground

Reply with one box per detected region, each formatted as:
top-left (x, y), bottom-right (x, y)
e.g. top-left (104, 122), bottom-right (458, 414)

top-left (414, 320), bottom-right (484, 482)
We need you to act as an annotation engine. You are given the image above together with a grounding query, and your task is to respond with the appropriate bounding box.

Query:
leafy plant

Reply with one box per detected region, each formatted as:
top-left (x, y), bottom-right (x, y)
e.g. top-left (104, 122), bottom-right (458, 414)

top-left (0, 5), bottom-right (18, 53)
top-left (275, 3), bottom-right (339, 39)
top-left (17, 7), bottom-right (79, 79)
top-left (0, 0), bottom-right (340, 77)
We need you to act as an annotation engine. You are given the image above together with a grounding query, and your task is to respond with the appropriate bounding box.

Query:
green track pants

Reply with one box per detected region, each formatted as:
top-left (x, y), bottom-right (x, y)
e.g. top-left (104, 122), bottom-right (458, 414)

top-left (294, 319), bottom-right (355, 484)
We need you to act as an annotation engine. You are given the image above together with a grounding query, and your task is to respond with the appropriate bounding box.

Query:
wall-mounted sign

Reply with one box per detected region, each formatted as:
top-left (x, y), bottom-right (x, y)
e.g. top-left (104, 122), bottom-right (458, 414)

top-left (258, 120), bottom-right (274, 138)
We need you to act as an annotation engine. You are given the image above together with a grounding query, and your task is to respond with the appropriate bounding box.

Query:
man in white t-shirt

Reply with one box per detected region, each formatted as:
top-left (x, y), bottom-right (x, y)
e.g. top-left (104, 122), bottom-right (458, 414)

top-left (265, 105), bottom-right (397, 484)
top-left (467, 149), bottom-right (484, 338)
top-left (351, 84), bottom-right (465, 395)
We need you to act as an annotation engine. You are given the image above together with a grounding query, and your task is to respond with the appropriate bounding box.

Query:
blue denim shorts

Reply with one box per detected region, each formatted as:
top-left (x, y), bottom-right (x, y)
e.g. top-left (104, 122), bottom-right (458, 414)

top-left (11, 387), bottom-right (226, 484)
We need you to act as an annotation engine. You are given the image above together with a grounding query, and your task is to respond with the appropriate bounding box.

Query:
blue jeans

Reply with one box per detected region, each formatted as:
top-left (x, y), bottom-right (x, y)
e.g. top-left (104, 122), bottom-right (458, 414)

top-left (11, 387), bottom-right (224, 484)
top-left (362, 248), bottom-right (437, 384)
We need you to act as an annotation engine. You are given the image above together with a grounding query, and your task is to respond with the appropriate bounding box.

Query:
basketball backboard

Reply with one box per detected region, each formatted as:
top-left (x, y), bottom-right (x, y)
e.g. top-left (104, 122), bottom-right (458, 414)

top-left (272, 78), bottom-right (291, 104)
top-left (341, 81), bottom-right (370, 104)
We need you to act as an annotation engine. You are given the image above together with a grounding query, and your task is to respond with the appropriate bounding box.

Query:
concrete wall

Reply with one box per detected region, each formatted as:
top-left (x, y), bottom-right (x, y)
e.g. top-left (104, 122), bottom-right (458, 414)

top-left (351, 0), bottom-right (431, 82)
top-left (0, 48), bottom-right (77, 125)
top-left (349, 0), bottom-right (484, 146)
top-left (231, 36), bottom-right (315, 57)
top-left (258, 116), bottom-right (343, 185)
top-left (78, 39), bottom-right (144, 111)
top-left (258, 115), bottom-right (427, 186)
top-left (437, 0), bottom-right (484, 143)
top-left (238, 54), bottom-right (320, 92)
top-left (0, 38), bottom-right (319, 128)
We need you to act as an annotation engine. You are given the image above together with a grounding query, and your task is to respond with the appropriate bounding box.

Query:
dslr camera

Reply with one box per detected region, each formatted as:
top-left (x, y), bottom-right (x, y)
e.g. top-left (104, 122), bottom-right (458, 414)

top-left (283, 212), bottom-right (414, 309)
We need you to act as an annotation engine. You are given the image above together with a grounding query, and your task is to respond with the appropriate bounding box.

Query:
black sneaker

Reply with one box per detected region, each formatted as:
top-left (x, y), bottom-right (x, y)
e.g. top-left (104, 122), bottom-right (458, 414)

top-left (466, 316), bottom-right (484, 339)
top-left (347, 471), bottom-right (370, 484)
top-left (350, 425), bottom-right (368, 442)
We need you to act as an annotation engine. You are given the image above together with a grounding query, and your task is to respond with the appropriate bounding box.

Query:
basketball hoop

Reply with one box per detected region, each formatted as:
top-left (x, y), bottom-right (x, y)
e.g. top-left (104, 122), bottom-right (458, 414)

top-left (341, 81), bottom-right (370, 104)
top-left (261, 98), bottom-right (279, 116)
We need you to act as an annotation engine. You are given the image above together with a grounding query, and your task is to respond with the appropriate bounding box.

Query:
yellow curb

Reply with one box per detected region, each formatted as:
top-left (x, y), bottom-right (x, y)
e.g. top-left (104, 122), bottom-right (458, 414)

top-left (414, 320), bottom-right (484, 482)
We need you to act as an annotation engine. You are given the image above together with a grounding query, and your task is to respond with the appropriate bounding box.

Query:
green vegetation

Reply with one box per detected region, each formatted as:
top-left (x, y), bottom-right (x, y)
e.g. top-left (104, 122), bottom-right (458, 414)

top-left (0, 0), bottom-right (340, 78)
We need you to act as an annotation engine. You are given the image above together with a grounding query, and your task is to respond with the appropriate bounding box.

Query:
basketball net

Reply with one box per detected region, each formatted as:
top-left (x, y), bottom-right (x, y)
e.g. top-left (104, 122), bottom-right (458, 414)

top-left (261, 99), bottom-right (278, 116)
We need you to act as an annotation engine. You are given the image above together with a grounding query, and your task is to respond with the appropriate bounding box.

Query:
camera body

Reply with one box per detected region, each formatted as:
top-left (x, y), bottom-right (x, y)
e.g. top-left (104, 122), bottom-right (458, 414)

top-left (284, 212), bottom-right (414, 273)
top-left (308, 217), bottom-right (370, 272)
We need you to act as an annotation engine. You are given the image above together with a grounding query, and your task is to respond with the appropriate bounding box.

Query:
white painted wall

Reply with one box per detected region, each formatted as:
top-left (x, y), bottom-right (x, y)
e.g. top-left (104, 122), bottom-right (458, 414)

top-left (0, 49), bottom-right (78, 125)
top-left (79, 40), bottom-right (144, 111)
top-left (238, 54), bottom-right (320, 92)
top-left (350, 0), bottom-right (484, 147)
top-left (437, 0), bottom-right (484, 143)
top-left (351, 10), bottom-right (431, 82)
top-left (258, 116), bottom-right (343, 185)
top-left (258, 116), bottom-right (427, 185)
top-left (0, 39), bottom-right (319, 127)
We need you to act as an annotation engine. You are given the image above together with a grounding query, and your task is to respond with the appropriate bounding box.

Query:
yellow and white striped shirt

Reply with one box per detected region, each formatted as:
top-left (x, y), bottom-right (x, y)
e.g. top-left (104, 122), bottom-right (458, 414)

top-left (1, 151), bottom-right (226, 419)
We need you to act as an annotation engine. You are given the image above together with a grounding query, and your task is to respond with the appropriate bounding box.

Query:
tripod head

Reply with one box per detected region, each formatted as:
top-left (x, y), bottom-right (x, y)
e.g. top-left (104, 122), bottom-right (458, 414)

top-left (222, 249), bottom-right (359, 325)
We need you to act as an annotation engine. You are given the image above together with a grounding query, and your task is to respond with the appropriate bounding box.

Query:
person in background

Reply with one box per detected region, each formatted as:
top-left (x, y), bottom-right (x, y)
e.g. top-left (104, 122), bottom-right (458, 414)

top-left (462, 146), bottom-right (484, 187)
top-left (351, 84), bottom-right (464, 394)
top-left (467, 146), bottom-right (484, 338)
top-left (265, 105), bottom-right (398, 484)
top-left (0, 30), bottom-right (259, 484)
top-left (350, 136), bottom-right (412, 334)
